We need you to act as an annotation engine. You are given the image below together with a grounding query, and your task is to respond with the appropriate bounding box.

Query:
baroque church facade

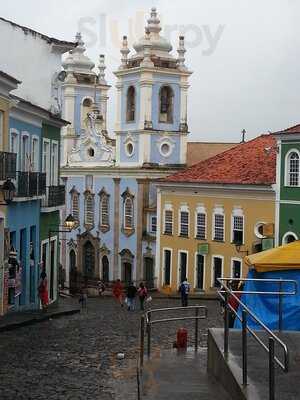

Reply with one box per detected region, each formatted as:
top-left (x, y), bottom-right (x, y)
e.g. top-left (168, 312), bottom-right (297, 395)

top-left (60, 8), bottom-right (192, 289)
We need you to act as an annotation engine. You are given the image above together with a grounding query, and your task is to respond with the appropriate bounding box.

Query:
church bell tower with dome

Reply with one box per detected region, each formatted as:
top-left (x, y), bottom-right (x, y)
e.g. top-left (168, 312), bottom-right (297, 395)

top-left (114, 7), bottom-right (192, 168)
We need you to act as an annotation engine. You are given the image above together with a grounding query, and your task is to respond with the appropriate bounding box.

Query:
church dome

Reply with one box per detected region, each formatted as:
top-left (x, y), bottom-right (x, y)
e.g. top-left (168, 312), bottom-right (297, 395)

top-left (132, 7), bottom-right (173, 59)
top-left (62, 32), bottom-right (95, 75)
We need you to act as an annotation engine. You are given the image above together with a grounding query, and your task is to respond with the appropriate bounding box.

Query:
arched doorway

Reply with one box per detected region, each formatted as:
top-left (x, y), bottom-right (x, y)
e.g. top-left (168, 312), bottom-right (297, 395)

top-left (120, 249), bottom-right (134, 285)
top-left (69, 249), bottom-right (77, 294)
top-left (144, 257), bottom-right (154, 288)
top-left (83, 241), bottom-right (95, 279)
top-left (102, 256), bottom-right (109, 283)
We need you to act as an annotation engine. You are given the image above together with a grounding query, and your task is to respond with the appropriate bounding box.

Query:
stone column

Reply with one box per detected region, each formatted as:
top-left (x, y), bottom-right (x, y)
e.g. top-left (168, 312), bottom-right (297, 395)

top-left (136, 179), bottom-right (147, 282)
top-left (113, 178), bottom-right (121, 280)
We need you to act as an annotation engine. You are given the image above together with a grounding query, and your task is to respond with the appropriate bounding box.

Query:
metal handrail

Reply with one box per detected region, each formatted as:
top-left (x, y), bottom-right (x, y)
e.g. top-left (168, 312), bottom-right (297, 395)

top-left (218, 277), bottom-right (298, 400)
top-left (140, 305), bottom-right (208, 367)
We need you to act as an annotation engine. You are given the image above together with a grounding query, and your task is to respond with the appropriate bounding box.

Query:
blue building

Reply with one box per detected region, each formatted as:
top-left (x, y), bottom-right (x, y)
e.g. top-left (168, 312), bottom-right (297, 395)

top-left (60, 8), bottom-right (192, 290)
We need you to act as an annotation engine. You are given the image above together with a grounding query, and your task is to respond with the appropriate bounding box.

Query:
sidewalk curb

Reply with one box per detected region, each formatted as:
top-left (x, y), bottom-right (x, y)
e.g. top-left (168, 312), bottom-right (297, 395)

top-left (0, 309), bottom-right (81, 333)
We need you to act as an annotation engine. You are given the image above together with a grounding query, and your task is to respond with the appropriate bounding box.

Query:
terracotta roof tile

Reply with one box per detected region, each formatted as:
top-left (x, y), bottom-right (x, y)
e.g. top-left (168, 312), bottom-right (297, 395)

top-left (273, 124), bottom-right (300, 135)
top-left (163, 134), bottom-right (276, 185)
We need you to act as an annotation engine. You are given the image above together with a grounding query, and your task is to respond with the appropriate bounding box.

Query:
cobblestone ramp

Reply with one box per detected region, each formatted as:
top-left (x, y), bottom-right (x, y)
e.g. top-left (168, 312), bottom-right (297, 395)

top-left (141, 348), bottom-right (231, 400)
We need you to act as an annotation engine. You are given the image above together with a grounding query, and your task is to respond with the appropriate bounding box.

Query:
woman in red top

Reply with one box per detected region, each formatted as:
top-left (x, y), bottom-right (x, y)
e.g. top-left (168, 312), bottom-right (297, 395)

top-left (38, 269), bottom-right (49, 311)
top-left (112, 279), bottom-right (124, 307)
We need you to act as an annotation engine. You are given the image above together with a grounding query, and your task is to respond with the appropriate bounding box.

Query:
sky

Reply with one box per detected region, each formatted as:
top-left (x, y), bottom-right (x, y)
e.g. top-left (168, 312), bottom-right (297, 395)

top-left (1, 0), bottom-right (300, 142)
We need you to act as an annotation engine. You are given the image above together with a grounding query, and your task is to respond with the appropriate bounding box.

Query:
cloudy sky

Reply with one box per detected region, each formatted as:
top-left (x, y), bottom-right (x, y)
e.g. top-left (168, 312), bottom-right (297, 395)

top-left (1, 0), bottom-right (300, 142)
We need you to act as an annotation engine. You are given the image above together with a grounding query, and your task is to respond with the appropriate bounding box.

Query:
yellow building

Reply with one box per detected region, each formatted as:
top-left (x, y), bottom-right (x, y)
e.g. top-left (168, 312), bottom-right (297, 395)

top-left (0, 71), bottom-right (20, 315)
top-left (156, 134), bottom-right (277, 293)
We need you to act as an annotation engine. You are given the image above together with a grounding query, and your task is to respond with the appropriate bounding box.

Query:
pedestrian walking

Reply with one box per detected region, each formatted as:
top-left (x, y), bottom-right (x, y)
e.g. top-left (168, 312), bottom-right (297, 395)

top-left (126, 282), bottom-right (137, 311)
top-left (112, 279), bottom-right (124, 307)
top-left (38, 267), bottom-right (49, 311)
top-left (179, 277), bottom-right (190, 307)
top-left (98, 280), bottom-right (106, 297)
top-left (79, 287), bottom-right (88, 311)
top-left (138, 282), bottom-right (148, 311)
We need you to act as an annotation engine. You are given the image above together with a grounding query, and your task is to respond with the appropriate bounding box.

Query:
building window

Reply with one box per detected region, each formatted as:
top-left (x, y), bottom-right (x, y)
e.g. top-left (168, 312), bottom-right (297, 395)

top-left (70, 189), bottom-right (80, 225)
top-left (42, 140), bottom-right (51, 186)
top-left (51, 141), bottom-right (58, 185)
top-left (126, 86), bottom-right (135, 122)
top-left (21, 134), bottom-right (29, 172)
top-left (196, 213), bottom-right (206, 240)
top-left (150, 216), bottom-right (157, 233)
top-left (10, 130), bottom-right (19, 169)
top-left (164, 210), bottom-right (173, 235)
top-left (124, 197), bottom-right (133, 229)
top-left (159, 86), bottom-right (173, 123)
top-left (180, 211), bottom-right (189, 237)
top-left (121, 188), bottom-right (135, 236)
top-left (212, 256), bottom-right (223, 288)
top-left (287, 151), bottom-right (300, 186)
top-left (232, 259), bottom-right (242, 279)
top-left (214, 214), bottom-right (224, 241)
top-left (84, 192), bottom-right (94, 229)
top-left (99, 188), bottom-right (110, 232)
top-left (163, 249), bottom-right (171, 285)
top-left (31, 137), bottom-right (39, 172)
top-left (232, 215), bottom-right (244, 244)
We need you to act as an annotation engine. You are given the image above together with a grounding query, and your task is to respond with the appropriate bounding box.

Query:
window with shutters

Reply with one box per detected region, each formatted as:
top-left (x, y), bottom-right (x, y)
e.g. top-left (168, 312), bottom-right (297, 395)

top-left (180, 211), bottom-right (189, 237)
top-left (84, 191), bottom-right (94, 229)
top-left (286, 151), bottom-right (300, 187)
top-left (99, 188), bottom-right (110, 232)
top-left (70, 187), bottom-right (80, 226)
top-left (121, 188), bottom-right (135, 236)
top-left (232, 215), bottom-right (244, 244)
top-left (164, 210), bottom-right (173, 235)
top-left (214, 213), bottom-right (224, 241)
top-left (196, 212), bottom-right (206, 240)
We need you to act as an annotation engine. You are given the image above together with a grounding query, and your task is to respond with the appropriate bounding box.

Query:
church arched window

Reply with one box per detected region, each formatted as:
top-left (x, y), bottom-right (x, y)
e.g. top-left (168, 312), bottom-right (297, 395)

top-left (84, 190), bottom-right (95, 230)
top-left (126, 86), bottom-right (135, 122)
top-left (159, 85), bottom-right (173, 123)
top-left (70, 187), bottom-right (80, 226)
top-left (99, 188), bottom-right (110, 232)
top-left (121, 188), bottom-right (135, 236)
top-left (81, 97), bottom-right (93, 127)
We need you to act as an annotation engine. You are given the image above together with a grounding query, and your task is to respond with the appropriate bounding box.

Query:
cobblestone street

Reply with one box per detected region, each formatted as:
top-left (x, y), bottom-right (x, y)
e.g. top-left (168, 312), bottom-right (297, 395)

top-left (0, 297), bottom-right (222, 400)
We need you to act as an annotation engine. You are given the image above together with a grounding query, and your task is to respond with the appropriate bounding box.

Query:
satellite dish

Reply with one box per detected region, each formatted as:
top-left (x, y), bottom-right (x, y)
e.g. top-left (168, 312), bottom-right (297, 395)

top-left (57, 71), bottom-right (67, 82)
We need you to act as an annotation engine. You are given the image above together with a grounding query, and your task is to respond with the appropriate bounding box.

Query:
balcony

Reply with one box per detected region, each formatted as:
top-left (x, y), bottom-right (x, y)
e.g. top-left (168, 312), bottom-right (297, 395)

top-left (42, 185), bottom-right (65, 208)
top-left (0, 152), bottom-right (17, 180)
top-left (15, 171), bottom-right (46, 198)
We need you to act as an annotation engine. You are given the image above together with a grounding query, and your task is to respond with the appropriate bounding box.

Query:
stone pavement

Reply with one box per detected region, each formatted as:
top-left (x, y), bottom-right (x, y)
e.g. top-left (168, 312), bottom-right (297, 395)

top-left (0, 297), bottom-right (223, 399)
top-left (141, 348), bottom-right (231, 400)
top-left (0, 297), bottom-right (80, 332)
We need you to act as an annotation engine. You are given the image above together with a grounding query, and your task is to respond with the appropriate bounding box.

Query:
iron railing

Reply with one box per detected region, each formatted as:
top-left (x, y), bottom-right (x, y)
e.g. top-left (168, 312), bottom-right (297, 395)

top-left (0, 151), bottom-right (16, 180)
top-left (218, 277), bottom-right (298, 400)
top-left (15, 171), bottom-right (46, 197)
top-left (141, 305), bottom-right (208, 367)
top-left (42, 185), bottom-right (65, 208)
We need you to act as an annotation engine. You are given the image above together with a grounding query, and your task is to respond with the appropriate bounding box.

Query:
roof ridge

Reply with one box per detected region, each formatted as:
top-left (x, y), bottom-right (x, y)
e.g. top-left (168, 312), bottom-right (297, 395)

top-left (0, 16), bottom-right (76, 47)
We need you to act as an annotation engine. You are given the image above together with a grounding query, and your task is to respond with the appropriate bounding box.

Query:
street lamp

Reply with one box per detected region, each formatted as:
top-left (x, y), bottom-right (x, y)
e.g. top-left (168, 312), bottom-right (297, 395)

top-left (64, 214), bottom-right (77, 231)
top-left (0, 179), bottom-right (16, 205)
top-left (47, 214), bottom-right (76, 301)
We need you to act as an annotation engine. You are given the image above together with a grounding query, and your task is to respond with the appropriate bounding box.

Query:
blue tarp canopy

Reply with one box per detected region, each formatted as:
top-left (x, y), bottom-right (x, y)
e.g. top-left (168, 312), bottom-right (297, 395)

top-left (234, 269), bottom-right (300, 330)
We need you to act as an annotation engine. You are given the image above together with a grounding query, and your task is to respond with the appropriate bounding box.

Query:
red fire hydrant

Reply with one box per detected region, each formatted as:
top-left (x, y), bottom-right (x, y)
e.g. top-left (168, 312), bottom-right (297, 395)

top-left (177, 328), bottom-right (188, 350)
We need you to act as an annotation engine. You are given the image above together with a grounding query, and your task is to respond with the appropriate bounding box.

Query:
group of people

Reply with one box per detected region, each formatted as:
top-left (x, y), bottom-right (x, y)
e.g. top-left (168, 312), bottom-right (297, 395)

top-left (112, 280), bottom-right (149, 311)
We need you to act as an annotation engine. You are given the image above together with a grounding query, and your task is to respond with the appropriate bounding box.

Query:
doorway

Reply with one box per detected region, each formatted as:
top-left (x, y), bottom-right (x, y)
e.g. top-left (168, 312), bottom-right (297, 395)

top-left (83, 241), bottom-right (95, 278)
top-left (124, 262), bottom-right (132, 284)
top-left (196, 254), bottom-right (204, 290)
top-left (179, 251), bottom-right (187, 283)
top-left (102, 256), bottom-right (109, 283)
top-left (144, 257), bottom-right (154, 288)
top-left (69, 250), bottom-right (77, 293)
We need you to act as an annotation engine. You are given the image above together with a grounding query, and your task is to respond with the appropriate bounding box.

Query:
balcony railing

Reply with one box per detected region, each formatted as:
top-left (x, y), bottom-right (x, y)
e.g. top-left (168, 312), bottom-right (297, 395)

top-left (42, 185), bottom-right (65, 208)
top-left (15, 171), bottom-right (46, 198)
top-left (0, 152), bottom-right (17, 180)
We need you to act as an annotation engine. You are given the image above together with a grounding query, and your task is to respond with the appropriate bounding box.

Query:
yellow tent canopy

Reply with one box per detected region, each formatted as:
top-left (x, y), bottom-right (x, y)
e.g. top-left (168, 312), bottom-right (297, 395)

top-left (244, 240), bottom-right (300, 272)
